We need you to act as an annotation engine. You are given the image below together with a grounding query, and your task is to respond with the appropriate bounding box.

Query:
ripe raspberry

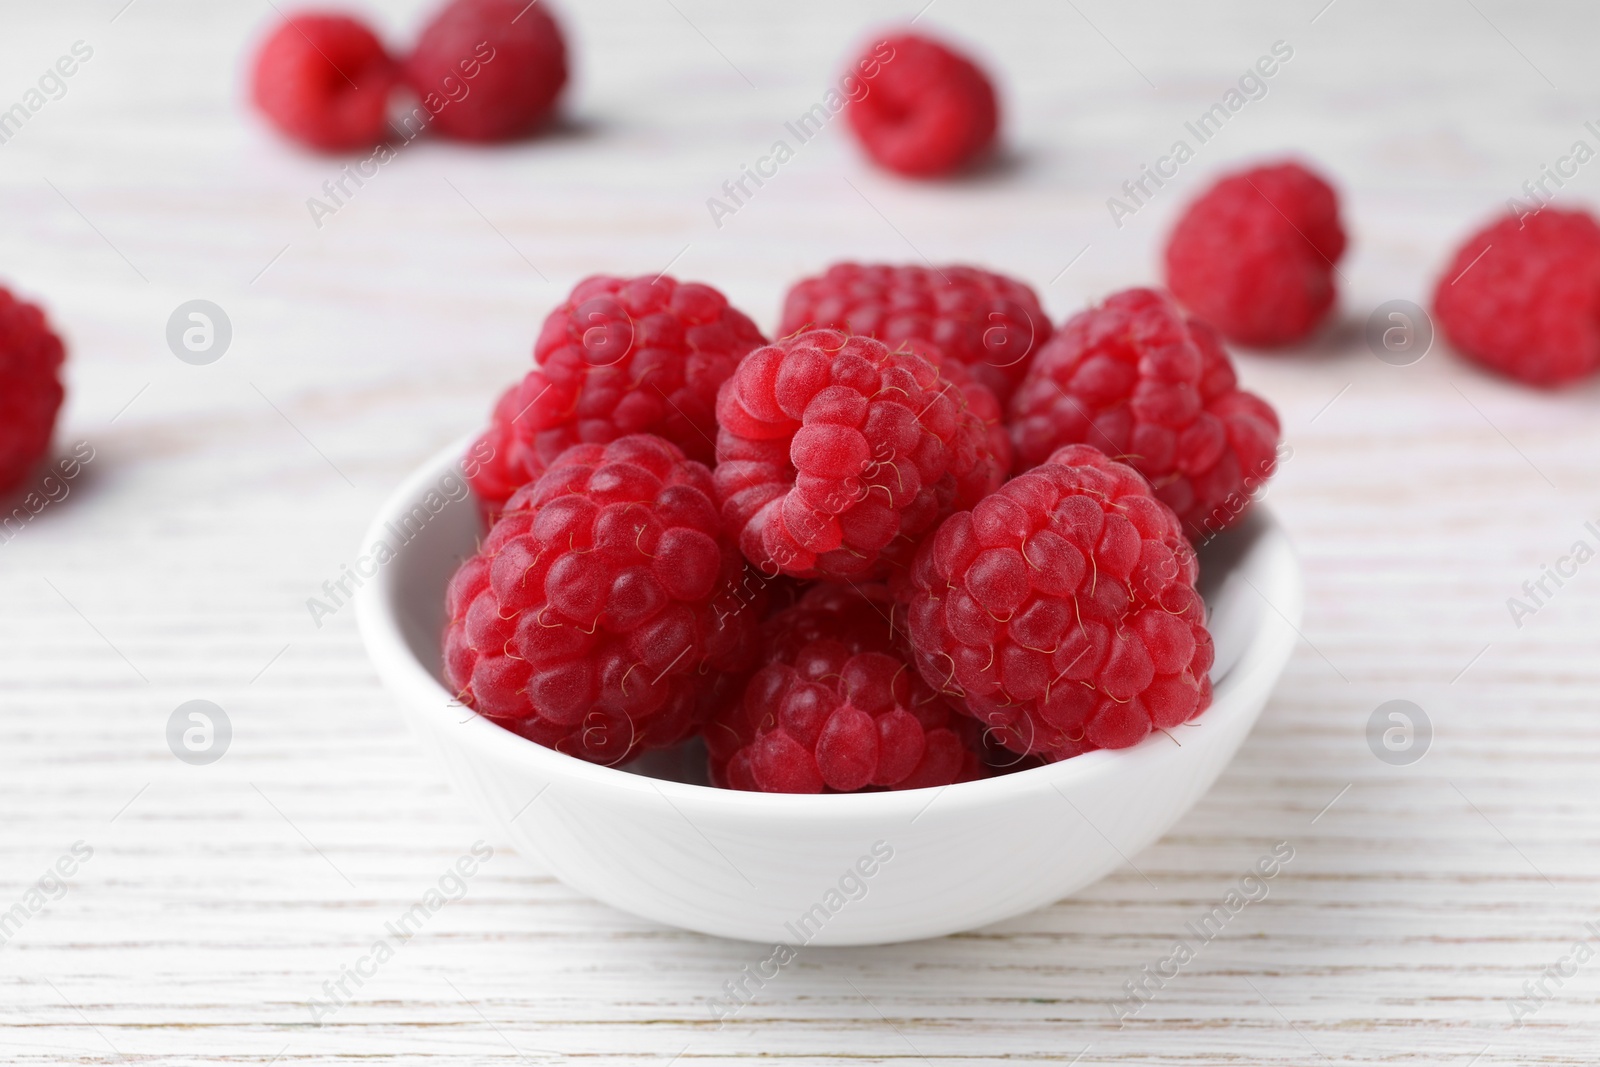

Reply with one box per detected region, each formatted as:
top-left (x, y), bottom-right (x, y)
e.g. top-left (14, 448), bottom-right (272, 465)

top-left (904, 444), bottom-right (1214, 760)
top-left (0, 286), bottom-right (66, 494)
top-left (464, 383), bottom-right (537, 517)
top-left (466, 275), bottom-right (767, 517)
top-left (405, 0), bottom-right (568, 142)
top-left (937, 359), bottom-right (1012, 509)
top-left (251, 13), bottom-right (399, 152)
top-left (443, 435), bottom-right (759, 765)
top-left (1164, 160), bottom-right (1347, 347)
top-left (706, 583), bottom-right (982, 793)
top-left (845, 33), bottom-right (998, 178)
top-left (778, 263), bottom-right (1050, 403)
top-left (1433, 208), bottom-right (1600, 386)
top-left (713, 329), bottom-right (1005, 581)
top-left (1009, 288), bottom-right (1280, 542)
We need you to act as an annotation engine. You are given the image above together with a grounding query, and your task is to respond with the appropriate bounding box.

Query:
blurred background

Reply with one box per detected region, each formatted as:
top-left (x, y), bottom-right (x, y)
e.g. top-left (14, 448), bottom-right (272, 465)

top-left (4, 1), bottom-right (1599, 1063)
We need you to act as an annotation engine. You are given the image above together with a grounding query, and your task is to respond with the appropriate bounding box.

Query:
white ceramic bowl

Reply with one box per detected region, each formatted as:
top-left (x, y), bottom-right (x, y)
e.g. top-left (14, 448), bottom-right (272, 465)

top-left (357, 437), bottom-right (1302, 945)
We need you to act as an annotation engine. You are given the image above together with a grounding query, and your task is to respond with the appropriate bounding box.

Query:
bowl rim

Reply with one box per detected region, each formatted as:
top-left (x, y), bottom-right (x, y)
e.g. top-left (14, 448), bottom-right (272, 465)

top-left (356, 434), bottom-right (1302, 824)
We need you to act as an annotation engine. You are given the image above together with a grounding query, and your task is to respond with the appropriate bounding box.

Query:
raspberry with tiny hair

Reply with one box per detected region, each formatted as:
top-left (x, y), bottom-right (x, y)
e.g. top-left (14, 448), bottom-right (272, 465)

top-left (1008, 288), bottom-right (1281, 542)
top-left (902, 444), bottom-right (1214, 761)
top-left (706, 583), bottom-right (983, 793)
top-left (467, 274), bottom-right (767, 517)
top-left (443, 435), bottom-right (760, 765)
top-left (712, 328), bottom-right (1006, 581)
top-left (779, 262), bottom-right (1050, 404)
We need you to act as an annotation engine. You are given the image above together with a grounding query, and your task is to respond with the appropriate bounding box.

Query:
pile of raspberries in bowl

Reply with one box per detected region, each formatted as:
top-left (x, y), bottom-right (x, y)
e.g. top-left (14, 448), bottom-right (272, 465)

top-left (349, 158), bottom-right (1339, 942)
top-left (435, 260), bottom-right (1285, 795)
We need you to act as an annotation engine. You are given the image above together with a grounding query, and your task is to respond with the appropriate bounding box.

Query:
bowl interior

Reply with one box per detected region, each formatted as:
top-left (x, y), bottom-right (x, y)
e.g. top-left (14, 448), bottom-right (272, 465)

top-left (379, 447), bottom-right (1273, 789)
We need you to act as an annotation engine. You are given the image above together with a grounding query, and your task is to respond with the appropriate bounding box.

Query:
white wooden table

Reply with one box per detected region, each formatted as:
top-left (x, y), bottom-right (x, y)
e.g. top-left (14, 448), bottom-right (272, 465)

top-left (4, 0), bottom-right (1600, 1062)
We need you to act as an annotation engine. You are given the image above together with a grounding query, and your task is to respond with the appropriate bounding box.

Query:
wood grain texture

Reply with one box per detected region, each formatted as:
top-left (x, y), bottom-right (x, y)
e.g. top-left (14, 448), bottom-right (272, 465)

top-left (3, 0), bottom-right (1600, 1062)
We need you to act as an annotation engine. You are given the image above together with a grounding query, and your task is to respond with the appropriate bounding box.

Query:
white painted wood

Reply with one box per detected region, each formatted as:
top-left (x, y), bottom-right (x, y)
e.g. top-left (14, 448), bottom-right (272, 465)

top-left (3, 0), bottom-right (1599, 1062)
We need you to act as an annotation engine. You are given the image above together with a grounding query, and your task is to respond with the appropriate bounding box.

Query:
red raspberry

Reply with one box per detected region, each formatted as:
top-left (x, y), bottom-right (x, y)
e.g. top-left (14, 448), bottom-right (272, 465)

top-left (405, 0), bottom-right (568, 142)
top-left (845, 32), bottom-right (998, 178)
top-left (464, 383), bottom-right (536, 517)
top-left (706, 583), bottom-right (982, 793)
top-left (778, 263), bottom-right (1050, 403)
top-left (1433, 208), bottom-right (1600, 386)
top-left (1008, 289), bottom-right (1280, 542)
top-left (251, 13), bottom-right (399, 152)
top-left (0, 286), bottom-right (66, 493)
top-left (937, 359), bottom-right (1012, 508)
top-left (904, 445), bottom-right (1214, 760)
top-left (1164, 160), bottom-right (1347, 347)
top-left (467, 275), bottom-right (767, 516)
top-left (713, 329), bottom-right (1006, 581)
top-left (443, 435), bottom-right (759, 765)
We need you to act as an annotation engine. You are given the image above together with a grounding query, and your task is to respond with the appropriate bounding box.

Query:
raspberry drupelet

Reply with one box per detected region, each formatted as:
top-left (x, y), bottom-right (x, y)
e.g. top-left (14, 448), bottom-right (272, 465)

top-left (1008, 288), bottom-right (1281, 542)
top-left (443, 435), bottom-right (759, 765)
top-left (467, 275), bottom-right (768, 517)
top-left (706, 583), bottom-right (982, 793)
top-left (845, 32), bottom-right (998, 177)
top-left (251, 13), bottom-right (400, 152)
top-left (712, 328), bottom-right (1006, 581)
top-left (1164, 160), bottom-right (1347, 347)
top-left (405, 0), bottom-right (568, 142)
top-left (0, 286), bottom-right (66, 493)
top-left (778, 263), bottom-right (1050, 404)
top-left (1433, 207), bottom-right (1600, 387)
top-left (903, 444), bottom-right (1214, 761)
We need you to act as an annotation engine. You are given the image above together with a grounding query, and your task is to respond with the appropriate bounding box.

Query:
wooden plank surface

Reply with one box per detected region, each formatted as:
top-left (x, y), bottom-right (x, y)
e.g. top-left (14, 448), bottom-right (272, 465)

top-left (3, 0), bottom-right (1600, 1062)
